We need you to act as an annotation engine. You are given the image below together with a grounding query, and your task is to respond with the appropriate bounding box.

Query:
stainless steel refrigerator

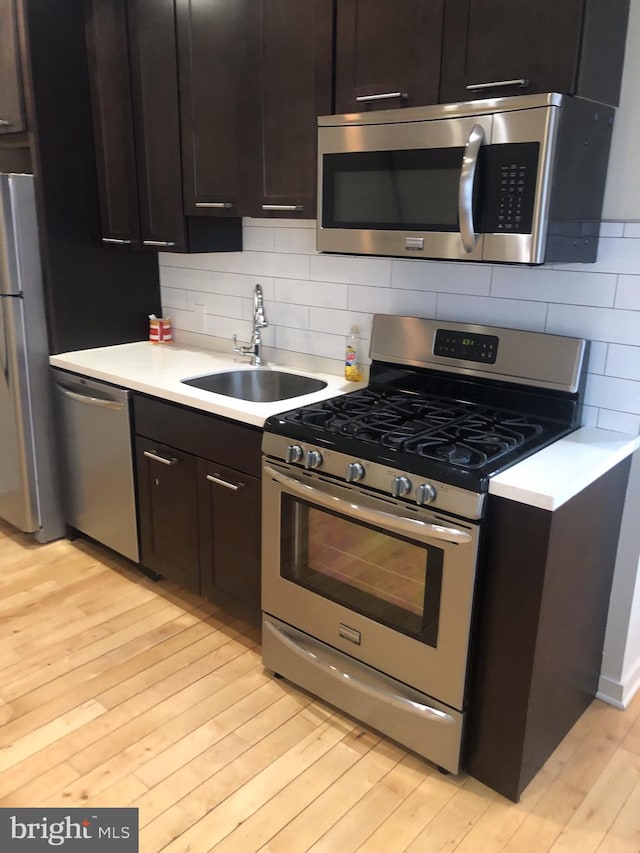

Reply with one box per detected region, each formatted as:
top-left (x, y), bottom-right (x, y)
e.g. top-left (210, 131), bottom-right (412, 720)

top-left (0, 172), bottom-right (64, 542)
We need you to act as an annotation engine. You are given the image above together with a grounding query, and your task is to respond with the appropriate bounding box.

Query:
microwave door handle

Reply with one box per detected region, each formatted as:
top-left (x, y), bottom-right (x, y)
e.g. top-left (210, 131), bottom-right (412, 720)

top-left (264, 465), bottom-right (472, 546)
top-left (458, 123), bottom-right (485, 253)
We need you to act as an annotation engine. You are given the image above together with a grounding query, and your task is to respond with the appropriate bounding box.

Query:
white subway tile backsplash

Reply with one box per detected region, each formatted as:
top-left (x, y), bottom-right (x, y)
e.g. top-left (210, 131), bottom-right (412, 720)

top-left (348, 285), bottom-right (437, 317)
top-left (584, 374), bottom-right (640, 415)
top-left (606, 345), bottom-right (640, 381)
top-left (580, 405), bottom-right (599, 427)
top-left (587, 341), bottom-right (608, 375)
top-left (597, 409), bottom-right (640, 434)
top-left (187, 291), bottom-right (244, 318)
top-left (275, 278), bottom-right (348, 309)
top-left (160, 219), bottom-right (640, 431)
top-left (600, 222), bottom-right (625, 238)
top-left (274, 227), bottom-right (317, 254)
top-left (391, 259), bottom-right (492, 295)
top-left (309, 307), bottom-right (373, 340)
top-left (491, 267), bottom-right (616, 307)
top-left (436, 294), bottom-right (547, 331)
top-left (160, 286), bottom-right (189, 311)
top-left (615, 276), bottom-right (640, 310)
top-left (267, 301), bottom-right (310, 329)
top-left (310, 254), bottom-right (392, 287)
top-left (275, 326), bottom-right (345, 360)
top-left (546, 304), bottom-right (639, 345)
top-left (243, 226), bottom-right (275, 251)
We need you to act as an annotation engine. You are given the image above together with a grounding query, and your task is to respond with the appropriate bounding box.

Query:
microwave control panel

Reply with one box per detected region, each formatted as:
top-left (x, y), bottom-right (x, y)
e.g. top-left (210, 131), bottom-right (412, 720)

top-left (482, 142), bottom-right (539, 235)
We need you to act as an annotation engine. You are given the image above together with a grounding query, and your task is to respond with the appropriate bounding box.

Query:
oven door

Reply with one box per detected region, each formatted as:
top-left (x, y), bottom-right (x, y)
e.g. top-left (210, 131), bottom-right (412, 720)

top-left (261, 461), bottom-right (480, 712)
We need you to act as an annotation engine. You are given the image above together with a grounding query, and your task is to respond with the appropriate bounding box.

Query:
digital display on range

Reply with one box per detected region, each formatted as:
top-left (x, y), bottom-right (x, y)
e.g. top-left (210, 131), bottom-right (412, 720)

top-left (434, 329), bottom-right (499, 364)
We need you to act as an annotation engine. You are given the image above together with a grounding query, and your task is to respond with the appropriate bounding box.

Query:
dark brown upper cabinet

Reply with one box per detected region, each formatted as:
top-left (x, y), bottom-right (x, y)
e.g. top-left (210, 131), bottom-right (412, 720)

top-left (335, 0), bottom-right (445, 114)
top-left (0, 0), bottom-right (27, 135)
top-left (84, 0), bottom-right (241, 253)
top-left (245, 0), bottom-right (334, 219)
top-left (176, 0), bottom-right (250, 218)
top-left (440, 0), bottom-right (630, 108)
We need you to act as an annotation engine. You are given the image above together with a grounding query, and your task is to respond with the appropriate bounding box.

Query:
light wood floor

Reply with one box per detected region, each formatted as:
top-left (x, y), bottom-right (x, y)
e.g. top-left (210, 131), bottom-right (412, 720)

top-left (1, 520), bottom-right (640, 852)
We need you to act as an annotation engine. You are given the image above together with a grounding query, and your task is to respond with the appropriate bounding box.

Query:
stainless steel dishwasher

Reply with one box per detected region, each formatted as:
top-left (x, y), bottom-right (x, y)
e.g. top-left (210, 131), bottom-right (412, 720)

top-left (52, 368), bottom-right (139, 562)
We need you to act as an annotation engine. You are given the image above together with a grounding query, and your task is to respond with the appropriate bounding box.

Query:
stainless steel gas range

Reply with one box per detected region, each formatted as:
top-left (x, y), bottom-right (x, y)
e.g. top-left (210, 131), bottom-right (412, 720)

top-left (261, 315), bottom-right (587, 774)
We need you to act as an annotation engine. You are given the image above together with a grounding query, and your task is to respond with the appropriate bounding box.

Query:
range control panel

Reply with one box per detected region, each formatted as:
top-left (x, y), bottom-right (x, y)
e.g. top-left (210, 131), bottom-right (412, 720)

top-left (434, 329), bottom-right (499, 364)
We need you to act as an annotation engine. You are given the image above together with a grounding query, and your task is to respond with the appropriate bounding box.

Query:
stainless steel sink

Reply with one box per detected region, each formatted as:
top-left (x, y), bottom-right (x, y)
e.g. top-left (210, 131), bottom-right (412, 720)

top-left (181, 369), bottom-right (327, 403)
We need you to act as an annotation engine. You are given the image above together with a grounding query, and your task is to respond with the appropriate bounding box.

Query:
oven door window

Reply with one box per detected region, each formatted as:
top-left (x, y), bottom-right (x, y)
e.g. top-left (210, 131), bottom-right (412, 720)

top-left (321, 147), bottom-right (484, 232)
top-left (280, 496), bottom-right (443, 647)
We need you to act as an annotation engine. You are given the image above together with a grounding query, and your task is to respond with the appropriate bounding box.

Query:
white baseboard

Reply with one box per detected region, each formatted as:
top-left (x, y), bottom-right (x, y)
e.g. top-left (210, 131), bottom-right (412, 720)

top-left (597, 657), bottom-right (640, 709)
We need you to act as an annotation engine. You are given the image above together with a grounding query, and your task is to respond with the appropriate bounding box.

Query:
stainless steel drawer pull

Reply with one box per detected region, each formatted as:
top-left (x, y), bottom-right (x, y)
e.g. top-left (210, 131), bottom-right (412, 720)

top-left (356, 92), bottom-right (408, 102)
top-left (466, 78), bottom-right (529, 91)
top-left (195, 202), bottom-right (233, 209)
top-left (142, 240), bottom-right (176, 247)
top-left (206, 473), bottom-right (245, 491)
top-left (102, 237), bottom-right (133, 245)
top-left (143, 450), bottom-right (178, 466)
top-left (261, 204), bottom-right (303, 211)
top-left (0, 120), bottom-right (11, 127)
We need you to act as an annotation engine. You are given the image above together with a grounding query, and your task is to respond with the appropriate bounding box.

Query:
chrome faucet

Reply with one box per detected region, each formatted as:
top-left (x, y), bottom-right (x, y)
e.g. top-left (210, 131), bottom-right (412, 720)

top-left (233, 284), bottom-right (268, 366)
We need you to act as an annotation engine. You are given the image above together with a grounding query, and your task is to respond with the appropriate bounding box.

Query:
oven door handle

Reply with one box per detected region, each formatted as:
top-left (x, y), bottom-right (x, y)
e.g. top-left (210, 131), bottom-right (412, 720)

top-left (264, 465), bottom-right (473, 545)
top-left (458, 123), bottom-right (484, 254)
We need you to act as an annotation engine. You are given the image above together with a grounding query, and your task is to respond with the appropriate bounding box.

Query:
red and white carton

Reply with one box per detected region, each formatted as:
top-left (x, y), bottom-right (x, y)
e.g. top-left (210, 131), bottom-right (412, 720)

top-left (149, 314), bottom-right (172, 343)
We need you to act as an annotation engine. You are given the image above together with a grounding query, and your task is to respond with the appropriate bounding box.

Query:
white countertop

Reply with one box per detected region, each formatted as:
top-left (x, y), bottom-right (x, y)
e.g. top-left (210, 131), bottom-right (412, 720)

top-left (50, 341), bottom-right (639, 510)
top-left (489, 426), bottom-right (639, 510)
top-left (49, 340), bottom-right (363, 427)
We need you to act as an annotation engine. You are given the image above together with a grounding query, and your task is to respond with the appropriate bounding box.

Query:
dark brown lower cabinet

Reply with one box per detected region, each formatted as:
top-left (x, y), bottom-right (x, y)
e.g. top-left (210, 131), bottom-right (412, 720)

top-left (135, 438), bottom-right (200, 593)
top-left (465, 457), bottom-right (632, 801)
top-left (134, 395), bottom-right (262, 606)
top-left (198, 459), bottom-right (261, 608)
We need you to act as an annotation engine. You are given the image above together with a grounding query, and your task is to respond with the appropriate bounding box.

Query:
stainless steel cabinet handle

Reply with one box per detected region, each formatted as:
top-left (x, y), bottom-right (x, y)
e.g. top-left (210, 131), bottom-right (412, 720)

top-left (102, 237), bottom-right (133, 245)
top-left (143, 449), bottom-right (178, 466)
top-left (466, 78), bottom-right (529, 92)
top-left (142, 240), bottom-right (176, 247)
top-left (0, 120), bottom-right (10, 127)
top-left (195, 202), bottom-right (233, 209)
top-left (56, 384), bottom-right (124, 410)
top-left (261, 204), bottom-right (303, 211)
top-left (206, 473), bottom-right (245, 491)
top-left (458, 123), bottom-right (484, 254)
top-left (264, 465), bottom-right (472, 545)
top-left (355, 92), bottom-right (408, 102)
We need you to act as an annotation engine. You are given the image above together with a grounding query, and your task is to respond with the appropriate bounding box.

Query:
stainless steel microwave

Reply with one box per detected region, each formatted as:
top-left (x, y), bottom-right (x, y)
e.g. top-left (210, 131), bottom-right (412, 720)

top-left (317, 93), bottom-right (614, 265)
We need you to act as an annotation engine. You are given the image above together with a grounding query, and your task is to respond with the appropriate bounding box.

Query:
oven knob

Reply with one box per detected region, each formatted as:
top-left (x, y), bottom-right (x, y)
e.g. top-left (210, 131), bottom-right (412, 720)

top-left (416, 483), bottom-right (437, 505)
top-left (391, 475), bottom-right (412, 497)
top-left (285, 444), bottom-right (304, 464)
top-left (305, 450), bottom-right (323, 469)
top-left (346, 462), bottom-right (365, 483)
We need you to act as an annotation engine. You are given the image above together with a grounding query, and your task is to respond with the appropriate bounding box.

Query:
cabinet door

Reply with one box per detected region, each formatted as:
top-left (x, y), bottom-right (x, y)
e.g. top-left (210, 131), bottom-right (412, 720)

top-left (247, 0), bottom-right (333, 218)
top-left (176, 0), bottom-right (250, 216)
top-left (135, 437), bottom-right (200, 594)
top-left (335, 0), bottom-right (444, 113)
top-left (0, 0), bottom-right (26, 135)
top-left (198, 459), bottom-right (261, 610)
top-left (127, 0), bottom-right (187, 251)
top-left (84, 0), bottom-right (140, 246)
top-left (440, 0), bottom-right (584, 104)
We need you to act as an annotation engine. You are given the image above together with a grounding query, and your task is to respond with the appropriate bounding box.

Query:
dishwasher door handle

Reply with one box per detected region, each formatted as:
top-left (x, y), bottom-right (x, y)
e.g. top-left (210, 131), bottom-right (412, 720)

top-left (56, 384), bottom-right (125, 411)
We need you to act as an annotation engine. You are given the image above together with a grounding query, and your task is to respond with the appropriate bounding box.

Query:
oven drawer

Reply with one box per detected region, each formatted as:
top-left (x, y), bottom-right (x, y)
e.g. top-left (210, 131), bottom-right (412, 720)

top-left (263, 615), bottom-right (464, 774)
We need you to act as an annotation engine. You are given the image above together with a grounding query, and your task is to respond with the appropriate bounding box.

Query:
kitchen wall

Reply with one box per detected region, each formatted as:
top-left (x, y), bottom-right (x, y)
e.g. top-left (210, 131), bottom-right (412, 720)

top-left (159, 0), bottom-right (640, 708)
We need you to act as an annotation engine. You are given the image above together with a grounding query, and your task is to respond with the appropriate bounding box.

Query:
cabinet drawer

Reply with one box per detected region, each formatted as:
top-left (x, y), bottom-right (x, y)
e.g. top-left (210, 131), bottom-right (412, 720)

top-left (133, 395), bottom-right (262, 477)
